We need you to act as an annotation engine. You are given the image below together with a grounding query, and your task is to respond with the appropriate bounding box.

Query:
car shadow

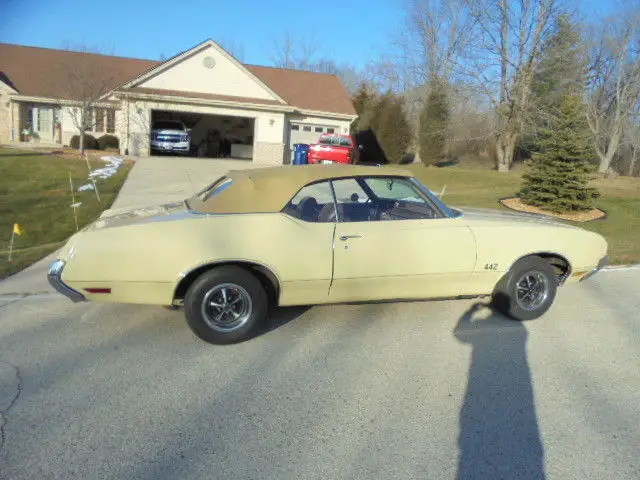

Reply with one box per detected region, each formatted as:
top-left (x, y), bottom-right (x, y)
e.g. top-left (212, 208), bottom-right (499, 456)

top-left (257, 305), bottom-right (312, 336)
top-left (454, 299), bottom-right (546, 480)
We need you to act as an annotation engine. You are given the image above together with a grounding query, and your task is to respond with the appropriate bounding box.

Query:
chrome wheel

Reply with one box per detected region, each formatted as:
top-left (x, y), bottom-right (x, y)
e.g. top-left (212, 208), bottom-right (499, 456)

top-left (515, 271), bottom-right (549, 311)
top-left (201, 283), bottom-right (252, 332)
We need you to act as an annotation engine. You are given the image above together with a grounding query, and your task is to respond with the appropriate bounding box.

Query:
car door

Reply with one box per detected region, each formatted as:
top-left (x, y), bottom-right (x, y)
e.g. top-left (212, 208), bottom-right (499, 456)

top-left (328, 176), bottom-right (477, 303)
top-left (277, 180), bottom-right (337, 306)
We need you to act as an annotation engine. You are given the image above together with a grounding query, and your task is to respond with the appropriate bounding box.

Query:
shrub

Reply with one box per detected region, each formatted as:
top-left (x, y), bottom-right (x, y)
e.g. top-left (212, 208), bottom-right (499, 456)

top-left (97, 134), bottom-right (119, 150)
top-left (69, 134), bottom-right (99, 150)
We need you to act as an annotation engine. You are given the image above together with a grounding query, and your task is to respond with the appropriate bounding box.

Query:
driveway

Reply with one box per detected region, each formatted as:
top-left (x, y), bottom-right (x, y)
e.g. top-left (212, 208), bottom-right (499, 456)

top-left (0, 267), bottom-right (639, 479)
top-left (1, 157), bottom-right (639, 479)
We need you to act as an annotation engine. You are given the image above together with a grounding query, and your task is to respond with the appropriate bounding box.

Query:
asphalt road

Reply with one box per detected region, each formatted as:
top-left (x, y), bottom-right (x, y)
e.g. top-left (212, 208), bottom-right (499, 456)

top-left (1, 267), bottom-right (639, 480)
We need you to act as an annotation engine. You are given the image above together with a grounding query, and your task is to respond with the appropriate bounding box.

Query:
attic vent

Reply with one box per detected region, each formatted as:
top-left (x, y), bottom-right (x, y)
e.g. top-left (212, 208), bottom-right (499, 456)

top-left (203, 56), bottom-right (216, 69)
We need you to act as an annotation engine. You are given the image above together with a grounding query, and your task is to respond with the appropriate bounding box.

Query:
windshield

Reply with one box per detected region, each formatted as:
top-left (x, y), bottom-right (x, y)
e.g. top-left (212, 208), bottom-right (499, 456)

top-left (318, 135), bottom-right (352, 147)
top-left (153, 121), bottom-right (185, 131)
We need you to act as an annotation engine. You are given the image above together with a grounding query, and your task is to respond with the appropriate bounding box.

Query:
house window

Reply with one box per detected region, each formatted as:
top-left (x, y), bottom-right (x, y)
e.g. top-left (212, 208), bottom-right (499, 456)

top-left (95, 108), bottom-right (105, 132)
top-left (291, 124), bottom-right (300, 131)
top-left (106, 109), bottom-right (115, 133)
top-left (315, 127), bottom-right (323, 133)
top-left (327, 128), bottom-right (335, 134)
top-left (303, 126), bottom-right (311, 132)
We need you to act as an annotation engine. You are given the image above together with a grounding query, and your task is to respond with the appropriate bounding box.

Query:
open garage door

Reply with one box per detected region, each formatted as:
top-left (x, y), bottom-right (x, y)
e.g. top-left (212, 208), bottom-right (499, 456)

top-left (151, 110), bottom-right (255, 159)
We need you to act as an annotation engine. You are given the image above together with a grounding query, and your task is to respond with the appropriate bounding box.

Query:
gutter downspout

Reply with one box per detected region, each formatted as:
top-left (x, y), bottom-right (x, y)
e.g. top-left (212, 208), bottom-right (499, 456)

top-left (125, 97), bottom-right (130, 156)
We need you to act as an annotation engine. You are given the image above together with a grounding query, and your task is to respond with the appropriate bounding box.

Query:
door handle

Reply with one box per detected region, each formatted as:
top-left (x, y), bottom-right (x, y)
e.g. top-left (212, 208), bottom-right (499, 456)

top-left (339, 235), bottom-right (362, 241)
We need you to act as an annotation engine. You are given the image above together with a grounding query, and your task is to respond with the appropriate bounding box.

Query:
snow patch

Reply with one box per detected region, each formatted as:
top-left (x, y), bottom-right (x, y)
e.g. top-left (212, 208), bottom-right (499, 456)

top-left (77, 156), bottom-right (124, 192)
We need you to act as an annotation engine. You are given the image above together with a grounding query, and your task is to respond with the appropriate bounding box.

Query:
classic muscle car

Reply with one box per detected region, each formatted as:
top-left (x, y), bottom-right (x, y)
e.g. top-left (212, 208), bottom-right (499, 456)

top-left (48, 165), bottom-right (609, 344)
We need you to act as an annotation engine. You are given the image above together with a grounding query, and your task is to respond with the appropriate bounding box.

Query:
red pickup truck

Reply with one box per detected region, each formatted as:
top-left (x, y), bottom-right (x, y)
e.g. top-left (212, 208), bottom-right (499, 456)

top-left (307, 134), bottom-right (360, 164)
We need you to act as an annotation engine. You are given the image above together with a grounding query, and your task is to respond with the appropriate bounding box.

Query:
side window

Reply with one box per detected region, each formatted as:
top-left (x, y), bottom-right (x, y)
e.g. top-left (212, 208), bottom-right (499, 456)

top-left (363, 177), bottom-right (441, 220)
top-left (282, 181), bottom-right (335, 223)
top-left (330, 178), bottom-right (373, 222)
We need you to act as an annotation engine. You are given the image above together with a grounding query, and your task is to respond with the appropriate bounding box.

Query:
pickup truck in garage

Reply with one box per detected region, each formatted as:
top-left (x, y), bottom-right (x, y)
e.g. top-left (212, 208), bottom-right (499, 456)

top-left (307, 133), bottom-right (360, 164)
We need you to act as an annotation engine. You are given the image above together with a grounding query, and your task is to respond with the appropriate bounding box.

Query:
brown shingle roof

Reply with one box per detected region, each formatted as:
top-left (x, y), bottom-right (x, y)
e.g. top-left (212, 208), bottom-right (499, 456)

top-left (0, 42), bottom-right (356, 116)
top-left (246, 65), bottom-right (356, 115)
top-left (0, 43), bottom-right (157, 99)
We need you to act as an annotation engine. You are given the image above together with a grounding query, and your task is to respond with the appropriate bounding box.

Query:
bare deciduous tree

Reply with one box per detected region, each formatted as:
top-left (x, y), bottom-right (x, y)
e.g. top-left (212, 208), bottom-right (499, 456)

top-left (399, 0), bottom-right (476, 85)
top-left (57, 45), bottom-right (119, 154)
top-left (460, 0), bottom-right (558, 171)
top-left (586, 13), bottom-right (640, 173)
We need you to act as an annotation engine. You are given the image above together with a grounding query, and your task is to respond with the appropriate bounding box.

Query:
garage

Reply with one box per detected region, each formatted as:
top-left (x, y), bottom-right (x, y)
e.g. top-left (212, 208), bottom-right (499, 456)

top-left (151, 109), bottom-right (255, 159)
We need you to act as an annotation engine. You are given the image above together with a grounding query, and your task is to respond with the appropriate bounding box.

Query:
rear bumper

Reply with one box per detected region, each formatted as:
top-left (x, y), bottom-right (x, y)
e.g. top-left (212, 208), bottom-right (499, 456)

top-left (579, 255), bottom-right (609, 282)
top-left (47, 260), bottom-right (86, 303)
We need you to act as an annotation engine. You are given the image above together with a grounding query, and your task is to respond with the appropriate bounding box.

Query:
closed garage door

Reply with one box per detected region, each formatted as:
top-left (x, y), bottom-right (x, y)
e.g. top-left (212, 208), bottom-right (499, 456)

top-left (288, 123), bottom-right (338, 160)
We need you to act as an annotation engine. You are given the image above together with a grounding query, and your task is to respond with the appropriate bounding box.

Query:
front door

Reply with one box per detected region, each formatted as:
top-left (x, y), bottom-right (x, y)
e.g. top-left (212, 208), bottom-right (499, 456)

top-left (328, 176), bottom-right (476, 303)
top-left (32, 105), bottom-right (58, 142)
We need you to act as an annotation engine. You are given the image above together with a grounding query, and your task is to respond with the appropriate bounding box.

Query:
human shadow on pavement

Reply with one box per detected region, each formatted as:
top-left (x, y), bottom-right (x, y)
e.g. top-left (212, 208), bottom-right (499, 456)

top-left (454, 300), bottom-right (546, 480)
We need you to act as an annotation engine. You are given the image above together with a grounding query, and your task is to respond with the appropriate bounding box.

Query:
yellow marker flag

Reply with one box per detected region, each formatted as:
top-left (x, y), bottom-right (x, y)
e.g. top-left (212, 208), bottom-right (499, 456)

top-left (13, 223), bottom-right (24, 236)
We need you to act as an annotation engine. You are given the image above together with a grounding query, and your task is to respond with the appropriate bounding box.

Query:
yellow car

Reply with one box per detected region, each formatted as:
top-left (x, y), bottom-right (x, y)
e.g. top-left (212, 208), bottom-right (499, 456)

top-left (48, 165), bottom-right (609, 344)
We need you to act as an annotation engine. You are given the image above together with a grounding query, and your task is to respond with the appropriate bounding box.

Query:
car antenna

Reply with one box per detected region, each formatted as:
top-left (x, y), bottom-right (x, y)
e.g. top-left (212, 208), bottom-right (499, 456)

top-left (186, 171), bottom-right (196, 196)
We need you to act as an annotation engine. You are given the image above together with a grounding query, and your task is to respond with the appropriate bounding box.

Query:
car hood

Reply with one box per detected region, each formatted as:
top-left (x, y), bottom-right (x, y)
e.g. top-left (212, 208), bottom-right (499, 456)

top-left (153, 129), bottom-right (187, 134)
top-left (455, 206), bottom-right (579, 229)
top-left (86, 201), bottom-right (194, 231)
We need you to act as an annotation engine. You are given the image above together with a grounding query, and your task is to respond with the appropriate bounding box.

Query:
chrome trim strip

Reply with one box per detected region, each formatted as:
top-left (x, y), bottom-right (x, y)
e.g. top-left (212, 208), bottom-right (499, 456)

top-left (47, 260), bottom-right (86, 303)
top-left (579, 255), bottom-right (609, 282)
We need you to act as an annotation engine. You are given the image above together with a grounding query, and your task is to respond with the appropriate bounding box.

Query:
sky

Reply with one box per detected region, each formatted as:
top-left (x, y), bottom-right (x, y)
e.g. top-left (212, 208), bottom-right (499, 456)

top-left (0, 0), bottom-right (622, 69)
top-left (0, 0), bottom-right (404, 68)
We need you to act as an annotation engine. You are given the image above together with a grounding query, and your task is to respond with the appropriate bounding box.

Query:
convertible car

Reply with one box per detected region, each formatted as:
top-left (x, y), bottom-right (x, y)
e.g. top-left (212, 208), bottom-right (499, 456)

top-left (48, 165), bottom-right (608, 344)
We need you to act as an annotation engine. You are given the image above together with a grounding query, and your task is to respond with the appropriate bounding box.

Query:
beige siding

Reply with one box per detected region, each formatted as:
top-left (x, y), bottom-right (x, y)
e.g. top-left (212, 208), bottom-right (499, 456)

top-left (137, 46), bottom-right (279, 102)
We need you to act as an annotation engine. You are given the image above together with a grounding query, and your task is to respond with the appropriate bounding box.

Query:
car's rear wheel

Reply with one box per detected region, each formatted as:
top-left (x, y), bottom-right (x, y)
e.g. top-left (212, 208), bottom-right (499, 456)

top-left (491, 256), bottom-right (557, 321)
top-left (184, 266), bottom-right (268, 344)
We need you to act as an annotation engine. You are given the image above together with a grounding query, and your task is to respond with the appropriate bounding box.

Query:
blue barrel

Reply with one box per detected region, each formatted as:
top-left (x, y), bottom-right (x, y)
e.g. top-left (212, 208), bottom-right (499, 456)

top-left (292, 143), bottom-right (310, 165)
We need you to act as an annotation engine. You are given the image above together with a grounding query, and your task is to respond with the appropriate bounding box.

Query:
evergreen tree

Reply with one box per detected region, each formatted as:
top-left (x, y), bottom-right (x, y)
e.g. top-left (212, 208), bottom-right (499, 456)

top-left (520, 92), bottom-right (600, 212)
top-left (531, 15), bottom-right (586, 125)
top-left (419, 81), bottom-right (450, 165)
top-left (374, 92), bottom-right (412, 163)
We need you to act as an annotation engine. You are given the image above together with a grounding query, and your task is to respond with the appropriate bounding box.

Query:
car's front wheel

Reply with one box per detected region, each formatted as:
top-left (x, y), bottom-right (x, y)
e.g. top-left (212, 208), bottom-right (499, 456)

top-left (491, 256), bottom-right (557, 321)
top-left (184, 266), bottom-right (268, 344)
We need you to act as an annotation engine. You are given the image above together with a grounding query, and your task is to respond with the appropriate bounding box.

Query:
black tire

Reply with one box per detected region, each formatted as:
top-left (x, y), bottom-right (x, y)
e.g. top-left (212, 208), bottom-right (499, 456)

top-left (491, 256), bottom-right (557, 321)
top-left (184, 266), bottom-right (268, 344)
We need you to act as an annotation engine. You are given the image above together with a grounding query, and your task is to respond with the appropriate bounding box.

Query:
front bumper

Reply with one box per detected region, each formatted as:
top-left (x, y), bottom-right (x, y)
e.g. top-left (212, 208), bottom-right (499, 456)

top-left (150, 141), bottom-right (190, 152)
top-left (579, 255), bottom-right (609, 282)
top-left (47, 260), bottom-right (85, 302)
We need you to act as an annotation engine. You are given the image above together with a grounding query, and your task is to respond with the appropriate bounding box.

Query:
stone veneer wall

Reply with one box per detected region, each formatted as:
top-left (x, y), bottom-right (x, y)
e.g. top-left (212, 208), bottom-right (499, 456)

top-left (253, 141), bottom-right (285, 166)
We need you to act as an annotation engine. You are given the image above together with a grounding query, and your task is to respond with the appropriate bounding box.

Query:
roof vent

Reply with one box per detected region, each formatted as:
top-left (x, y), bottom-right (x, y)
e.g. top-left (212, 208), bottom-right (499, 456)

top-left (203, 56), bottom-right (216, 69)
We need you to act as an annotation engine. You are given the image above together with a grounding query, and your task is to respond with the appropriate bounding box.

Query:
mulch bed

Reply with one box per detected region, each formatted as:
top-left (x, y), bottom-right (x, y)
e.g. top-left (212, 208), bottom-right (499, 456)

top-left (500, 197), bottom-right (606, 222)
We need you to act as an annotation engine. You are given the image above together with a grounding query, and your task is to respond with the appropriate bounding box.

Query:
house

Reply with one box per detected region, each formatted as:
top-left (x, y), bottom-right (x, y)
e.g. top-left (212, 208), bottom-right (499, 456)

top-left (0, 40), bottom-right (357, 165)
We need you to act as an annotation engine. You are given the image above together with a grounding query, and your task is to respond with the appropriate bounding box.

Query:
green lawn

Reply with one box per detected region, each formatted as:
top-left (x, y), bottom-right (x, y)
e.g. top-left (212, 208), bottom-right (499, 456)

top-left (0, 148), bottom-right (132, 278)
top-left (401, 164), bottom-right (640, 265)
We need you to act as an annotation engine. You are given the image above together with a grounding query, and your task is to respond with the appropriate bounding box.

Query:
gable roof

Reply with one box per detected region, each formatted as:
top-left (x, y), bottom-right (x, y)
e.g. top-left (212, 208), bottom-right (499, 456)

top-left (120, 39), bottom-right (287, 105)
top-left (0, 42), bottom-right (356, 115)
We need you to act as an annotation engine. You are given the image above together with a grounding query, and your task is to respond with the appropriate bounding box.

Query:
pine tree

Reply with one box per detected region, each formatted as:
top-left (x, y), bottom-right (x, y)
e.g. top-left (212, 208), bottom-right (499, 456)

top-left (531, 15), bottom-right (586, 126)
top-left (520, 92), bottom-right (600, 212)
top-left (374, 93), bottom-right (412, 163)
top-left (419, 81), bottom-right (449, 166)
